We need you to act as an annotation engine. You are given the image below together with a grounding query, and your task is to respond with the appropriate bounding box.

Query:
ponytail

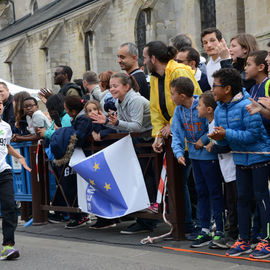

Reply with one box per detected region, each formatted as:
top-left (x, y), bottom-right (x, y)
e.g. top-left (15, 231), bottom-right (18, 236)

top-left (111, 72), bottom-right (139, 92)
top-left (145, 41), bottom-right (177, 63)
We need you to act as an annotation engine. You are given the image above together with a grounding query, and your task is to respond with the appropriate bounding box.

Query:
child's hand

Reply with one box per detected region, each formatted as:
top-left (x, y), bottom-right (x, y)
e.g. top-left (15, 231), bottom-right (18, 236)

top-left (160, 124), bottom-right (171, 138)
top-left (108, 112), bottom-right (118, 126)
top-left (177, 156), bottom-right (186, 166)
top-left (92, 131), bottom-right (101, 141)
top-left (208, 126), bottom-right (226, 140)
top-left (206, 142), bottom-right (214, 152)
top-left (246, 98), bottom-right (263, 115)
top-left (11, 134), bottom-right (18, 142)
top-left (152, 137), bottom-right (164, 153)
top-left (195, 139), bottom-right (204, 149)
top-left (36, 127), bottom-right (46, 138)
top-left (18, 157), bottom-right (31, 172)
top-left (90, 112), bottom-right (107, 124)
top-left (218, 38), bottom-right (230, 60)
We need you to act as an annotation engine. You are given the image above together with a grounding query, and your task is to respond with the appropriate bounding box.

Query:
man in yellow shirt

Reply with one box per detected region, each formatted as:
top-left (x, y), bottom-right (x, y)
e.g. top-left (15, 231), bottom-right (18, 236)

top-left (143, 41), bottom-right (202, 152)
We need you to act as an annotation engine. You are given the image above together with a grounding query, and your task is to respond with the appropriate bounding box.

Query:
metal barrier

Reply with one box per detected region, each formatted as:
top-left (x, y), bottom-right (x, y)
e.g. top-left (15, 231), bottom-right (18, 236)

top-left (27, 134), bottom-right (185, 240)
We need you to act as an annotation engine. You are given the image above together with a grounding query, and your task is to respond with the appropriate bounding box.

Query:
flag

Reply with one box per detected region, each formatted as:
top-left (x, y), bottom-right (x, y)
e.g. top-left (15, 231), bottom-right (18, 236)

top-left (69, 135), bottom-right (150, 218)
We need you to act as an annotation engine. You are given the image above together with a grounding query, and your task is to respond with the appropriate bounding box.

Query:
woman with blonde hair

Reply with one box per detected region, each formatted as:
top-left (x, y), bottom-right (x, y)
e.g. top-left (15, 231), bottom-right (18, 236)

top-left (220, 33), bottom-right (259, 92)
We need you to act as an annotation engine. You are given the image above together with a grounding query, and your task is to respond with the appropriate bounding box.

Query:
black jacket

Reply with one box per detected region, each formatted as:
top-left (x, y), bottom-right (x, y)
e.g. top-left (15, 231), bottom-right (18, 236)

top-left (3, 94), bottom-right (15, 132)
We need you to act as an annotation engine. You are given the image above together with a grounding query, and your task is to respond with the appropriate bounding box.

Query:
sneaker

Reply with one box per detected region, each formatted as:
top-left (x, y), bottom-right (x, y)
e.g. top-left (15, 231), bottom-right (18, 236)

top-left (89, 219), bottom-right (117, 229)
top-left (0, 246), bottom-right (20, 260)
top-left (209, 241), bottom-right (219, 249)
top-left (147, 203), bottom-right (159, 214)
top-left (65, 217), bottom-right (89, 229)
top-left (250, 236), bottom-right (262, 249)
top-left (190, 231), bottom-right (212, 248)
top-left (213, 236), bottom-right (235, 249)
top-left (250, 239), bottom-right (270, 259)
top-left (48, 213), bottom-right (65, 224)
top-left (226, 240), bottom-right (252, 256)
top-left (120, 222), bottom-right (152, 235)
top-left (186, 227), bottom-right (201, 241)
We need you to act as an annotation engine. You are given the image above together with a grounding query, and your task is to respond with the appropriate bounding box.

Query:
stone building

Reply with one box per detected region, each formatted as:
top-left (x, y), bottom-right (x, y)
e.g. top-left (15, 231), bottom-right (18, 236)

top-left (0, 0), bottom-right (269, 90)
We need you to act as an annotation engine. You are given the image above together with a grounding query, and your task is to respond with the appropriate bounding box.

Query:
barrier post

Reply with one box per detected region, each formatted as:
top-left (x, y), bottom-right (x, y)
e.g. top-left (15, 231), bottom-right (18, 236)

top-left (29, 144), bottom-right (48, 225)
top-left (165, 137), bottom-right (185, 240)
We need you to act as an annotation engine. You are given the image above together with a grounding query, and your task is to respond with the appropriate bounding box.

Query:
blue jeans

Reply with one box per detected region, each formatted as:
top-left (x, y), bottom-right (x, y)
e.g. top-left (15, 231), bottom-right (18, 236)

top-left (191, 159), bottom-right (224, 232)
top-left (236, 165), bottom-right (270, 240)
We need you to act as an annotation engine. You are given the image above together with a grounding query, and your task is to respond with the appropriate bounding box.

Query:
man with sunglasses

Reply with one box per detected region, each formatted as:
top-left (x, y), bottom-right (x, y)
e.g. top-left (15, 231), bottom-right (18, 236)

top-left (39, 65), bottom-right (83, 103)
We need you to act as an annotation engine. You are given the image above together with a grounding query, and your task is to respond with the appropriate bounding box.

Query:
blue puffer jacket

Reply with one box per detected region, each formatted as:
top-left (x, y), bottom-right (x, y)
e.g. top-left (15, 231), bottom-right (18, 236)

top-left (214, 91), bottom-right (270, 166)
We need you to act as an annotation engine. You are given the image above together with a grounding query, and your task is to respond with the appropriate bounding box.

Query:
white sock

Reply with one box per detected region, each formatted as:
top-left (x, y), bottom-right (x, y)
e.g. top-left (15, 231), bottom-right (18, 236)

top-left (202, 228), bottom-right (210, 234)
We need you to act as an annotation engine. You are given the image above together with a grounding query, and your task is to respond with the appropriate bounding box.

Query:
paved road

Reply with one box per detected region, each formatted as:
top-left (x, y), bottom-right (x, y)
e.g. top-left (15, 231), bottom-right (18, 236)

top-left (0, 233), bottom-right (268, 270)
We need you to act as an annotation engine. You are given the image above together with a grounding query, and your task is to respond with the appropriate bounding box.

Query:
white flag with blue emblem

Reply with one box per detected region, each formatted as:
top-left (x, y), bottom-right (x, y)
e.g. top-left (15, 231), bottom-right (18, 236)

top-left (69, 135), bottom-right (150, 218)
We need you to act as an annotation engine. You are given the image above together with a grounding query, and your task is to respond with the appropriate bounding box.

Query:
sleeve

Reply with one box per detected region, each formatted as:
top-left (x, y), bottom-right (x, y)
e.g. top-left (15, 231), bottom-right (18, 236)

top-left (220, 59), bottom-right (233, 69)
top-left (91, 87), bottom-right (107, 102)
top-left (100, 126), bottom-right (117, 138)
top-left (32, 113), bottom-right (46, 128)
top-left (44, 122), bottom-right (55, 139)
top-left (66, 88), bottom-right (80, 96)
top-left (6, 124), bottom-right (12, 145)
top-left (214, 107), bottom-right (229, 146)
top-left (225, 106), bottom-right (263, 145)
top-left (116, 98), bottom-right (145, 132)
top-left (150, 77), bottom-right (167, 137)
top-left (171, 108), bottom-right (185, 159)
top-left (210, 144), bottom-right (231, 154)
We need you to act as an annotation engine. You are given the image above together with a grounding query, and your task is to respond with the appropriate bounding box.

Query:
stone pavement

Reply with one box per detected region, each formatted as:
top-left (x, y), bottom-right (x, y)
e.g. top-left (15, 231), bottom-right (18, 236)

top-left (13, 217), bottom-right (270, 269)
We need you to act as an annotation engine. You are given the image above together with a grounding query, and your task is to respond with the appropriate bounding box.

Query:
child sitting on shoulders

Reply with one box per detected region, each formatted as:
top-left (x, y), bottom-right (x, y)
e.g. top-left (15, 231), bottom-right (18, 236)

top-left (196, 91), bottom-right (238, 248)
top-left (209, 68), bottom-right (270, 259)
top-left (170, 77), bottom-right (224, 249)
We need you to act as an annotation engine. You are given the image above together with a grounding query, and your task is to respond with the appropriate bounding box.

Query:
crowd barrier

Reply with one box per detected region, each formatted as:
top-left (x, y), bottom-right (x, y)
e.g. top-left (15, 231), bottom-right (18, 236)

top-left (8, 134), bottom-right (186, 240)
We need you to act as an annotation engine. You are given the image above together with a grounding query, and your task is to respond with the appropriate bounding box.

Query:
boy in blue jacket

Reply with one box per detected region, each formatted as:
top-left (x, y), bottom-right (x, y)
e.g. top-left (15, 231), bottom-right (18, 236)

top-left (209, 68), bottom-right (270, 259)
top-left (171, 77), bottom-right (224, 248)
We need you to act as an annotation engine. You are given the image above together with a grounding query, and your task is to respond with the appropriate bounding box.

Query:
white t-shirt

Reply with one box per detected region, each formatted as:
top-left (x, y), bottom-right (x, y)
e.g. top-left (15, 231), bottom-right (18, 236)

top-left (0, 120), bottom-right (12, 173)
top-left (208, 120), bottom-right (236, 183)
top-left (206, 56), bottom-right (221, 87)
top-left (26, 110), bottom-right (51, 134)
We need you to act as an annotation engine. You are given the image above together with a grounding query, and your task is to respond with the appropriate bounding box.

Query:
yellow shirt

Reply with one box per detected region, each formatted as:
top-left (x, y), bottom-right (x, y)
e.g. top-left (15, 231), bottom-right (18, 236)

top-left (150, 59), bottom-right (202, 137)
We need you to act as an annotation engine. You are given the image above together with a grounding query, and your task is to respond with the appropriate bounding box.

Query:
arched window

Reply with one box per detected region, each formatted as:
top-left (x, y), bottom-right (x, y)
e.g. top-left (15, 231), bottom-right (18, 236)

top-left (135, 10), bottom-right (146, 60)
top-left (30, 0), bottom-right (38, 14)
top-left (200, 0), bottom-right (216, 30)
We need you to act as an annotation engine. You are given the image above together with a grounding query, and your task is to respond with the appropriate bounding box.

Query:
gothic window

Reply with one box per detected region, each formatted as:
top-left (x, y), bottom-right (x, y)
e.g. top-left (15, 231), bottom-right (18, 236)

top-left (30, 0), bottom-right (38, 14)
top-left (200, 0), bottom-right (216, 30)
top-left (85, 31), bottom-right (93, 70)
top-left (136, 10), bottom-right (146, 60)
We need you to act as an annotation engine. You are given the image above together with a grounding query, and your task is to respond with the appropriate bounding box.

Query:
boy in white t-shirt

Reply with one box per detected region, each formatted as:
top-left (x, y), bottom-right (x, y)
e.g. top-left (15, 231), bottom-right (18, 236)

top-left (0, 99), bottom-right (31, 260)
top-left (196, 91), bottom-right (238, 248)
top-left (12, 97), bottom-right (51, 142)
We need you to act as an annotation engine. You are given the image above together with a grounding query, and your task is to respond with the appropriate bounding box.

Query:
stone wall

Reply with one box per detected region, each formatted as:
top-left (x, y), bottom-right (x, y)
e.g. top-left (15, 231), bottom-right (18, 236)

top-left (0, 0), bottom-right (269, 89)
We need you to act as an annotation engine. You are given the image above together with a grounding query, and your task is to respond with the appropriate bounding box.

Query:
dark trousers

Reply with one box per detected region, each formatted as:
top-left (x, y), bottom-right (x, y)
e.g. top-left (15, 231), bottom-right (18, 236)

top-left (0, 170), bottom-right (17, 246)
top-left (53, 165), bottom-right (85, 220)
top-left (191, 159), bottom-right (224, 232)
top-left (224, 180), bottom-right (238, 239)
top-left (236, 165), bottom-right (270, 240)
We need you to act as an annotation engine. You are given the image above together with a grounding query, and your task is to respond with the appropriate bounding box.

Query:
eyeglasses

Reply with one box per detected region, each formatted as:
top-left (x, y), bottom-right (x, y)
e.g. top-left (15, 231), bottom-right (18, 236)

top-left (24, 104), bottom-right (36, 109)
top-left (212, 84), bottom-right (225, 88)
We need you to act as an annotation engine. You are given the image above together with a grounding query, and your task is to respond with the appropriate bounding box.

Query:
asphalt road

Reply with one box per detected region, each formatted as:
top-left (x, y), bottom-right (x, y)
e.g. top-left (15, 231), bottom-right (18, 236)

top-left (0, 233), bottom-right (268, 270)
